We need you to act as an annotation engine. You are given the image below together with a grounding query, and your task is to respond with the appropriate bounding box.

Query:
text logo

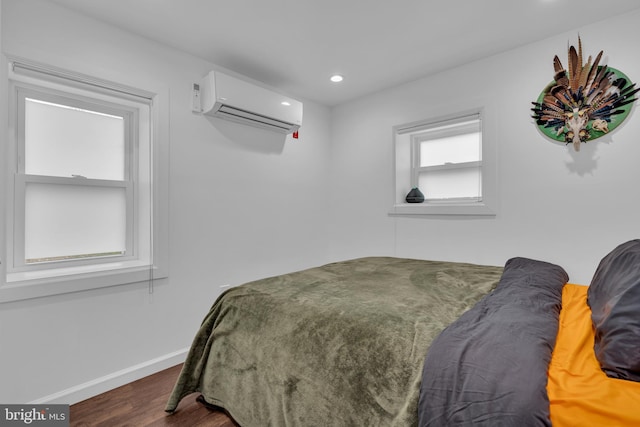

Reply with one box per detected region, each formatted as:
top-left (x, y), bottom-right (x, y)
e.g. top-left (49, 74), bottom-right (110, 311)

top-left (1, 405), bottom-right (69, 426)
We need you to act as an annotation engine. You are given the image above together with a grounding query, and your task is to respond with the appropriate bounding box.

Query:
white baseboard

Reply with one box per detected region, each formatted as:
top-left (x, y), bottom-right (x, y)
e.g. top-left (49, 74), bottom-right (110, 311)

top-left (29, 347), bottom-right (190, 405)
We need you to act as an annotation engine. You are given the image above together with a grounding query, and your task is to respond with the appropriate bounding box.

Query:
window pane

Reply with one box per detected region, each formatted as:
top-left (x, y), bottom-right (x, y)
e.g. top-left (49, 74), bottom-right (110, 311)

top-left (25, 183), bottom-right (126, 262)
top-left (420, 131), bottom-right (480, 167)
top-left (418, 167), bottom-right (481, 200)
top-left (25, 98), bottom-right (125, 180)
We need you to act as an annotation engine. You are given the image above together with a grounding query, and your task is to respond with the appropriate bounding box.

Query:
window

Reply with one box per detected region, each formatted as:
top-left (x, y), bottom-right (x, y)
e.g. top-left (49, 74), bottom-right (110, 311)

top-left (391, 109), bottom-right (496, 216)
top-left (413, 116), bottom-right (481, 201)
top-left (1, 59), bottom-right (168, 302)
top-left (17, 88), bottom-right (135, 268)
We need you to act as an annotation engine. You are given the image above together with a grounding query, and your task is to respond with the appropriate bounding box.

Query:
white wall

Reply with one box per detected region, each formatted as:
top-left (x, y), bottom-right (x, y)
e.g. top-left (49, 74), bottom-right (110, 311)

top-left (329, 10), bottom-right (640, 286)
top-left (0, 0), bottom-right (331, 404)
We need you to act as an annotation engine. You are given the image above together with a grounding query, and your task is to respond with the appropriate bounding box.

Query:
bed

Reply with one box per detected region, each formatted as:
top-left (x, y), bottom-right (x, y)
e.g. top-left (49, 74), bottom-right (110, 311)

top-left (165, 256), bottom-right (504, 425)
top-left (166, 242), bottom-right (640, 426)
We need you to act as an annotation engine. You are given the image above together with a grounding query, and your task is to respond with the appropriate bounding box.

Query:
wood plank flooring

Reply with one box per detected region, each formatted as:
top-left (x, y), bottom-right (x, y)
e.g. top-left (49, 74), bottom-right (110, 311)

top-left (70, 364), bottom-right (239, 427)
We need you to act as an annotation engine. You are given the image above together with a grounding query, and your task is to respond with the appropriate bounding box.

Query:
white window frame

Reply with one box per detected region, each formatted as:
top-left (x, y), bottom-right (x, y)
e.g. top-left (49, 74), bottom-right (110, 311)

top-left (1, 58), bottom-right (169, 303)
top-left (390, 108), bottom-right (497, 216)
top-left (411, 118), bottom-right (482, 202)
top-left (13, 86), bottom-right (138, 271)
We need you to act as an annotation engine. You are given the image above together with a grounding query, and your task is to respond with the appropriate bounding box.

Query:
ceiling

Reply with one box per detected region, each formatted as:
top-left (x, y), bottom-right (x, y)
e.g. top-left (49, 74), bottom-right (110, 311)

top-left (47, 0), bottom-right (640, 107)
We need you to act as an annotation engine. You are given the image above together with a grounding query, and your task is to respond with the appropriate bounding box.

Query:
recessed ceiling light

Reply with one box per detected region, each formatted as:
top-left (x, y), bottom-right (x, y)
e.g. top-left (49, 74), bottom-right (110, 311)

top-left (330, 74), bottom-right (344, 83)
top-left (281, 101), bottom-right (291, 106)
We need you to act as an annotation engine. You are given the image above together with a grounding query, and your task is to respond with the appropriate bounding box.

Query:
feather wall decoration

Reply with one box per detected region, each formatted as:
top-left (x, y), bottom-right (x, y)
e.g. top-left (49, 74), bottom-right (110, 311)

top-left (531, 37), bottom-right (639, 151)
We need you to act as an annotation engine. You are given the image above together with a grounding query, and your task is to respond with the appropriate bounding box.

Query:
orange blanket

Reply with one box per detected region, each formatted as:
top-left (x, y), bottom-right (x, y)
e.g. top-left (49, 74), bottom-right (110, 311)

top-left (548, 284), bottom-right (640, 426)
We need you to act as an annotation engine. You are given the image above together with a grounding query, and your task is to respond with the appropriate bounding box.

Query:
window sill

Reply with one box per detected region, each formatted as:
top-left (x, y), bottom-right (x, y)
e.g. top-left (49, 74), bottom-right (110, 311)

top-left (389, 202), bottom-right (496, 217)
top-left (1, 261), bottom-right (165, 303)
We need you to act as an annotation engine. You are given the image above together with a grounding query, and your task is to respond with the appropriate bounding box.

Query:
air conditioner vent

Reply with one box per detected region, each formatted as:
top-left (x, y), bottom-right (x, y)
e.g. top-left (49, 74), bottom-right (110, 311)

top-left (217, 105), bottom-right (296, 131)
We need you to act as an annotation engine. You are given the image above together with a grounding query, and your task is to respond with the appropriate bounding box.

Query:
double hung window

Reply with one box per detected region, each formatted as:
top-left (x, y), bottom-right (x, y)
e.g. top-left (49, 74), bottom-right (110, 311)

top-left (2, 60), bottom-right (167, 302)
top-left (15, 87), bottom-right (137, 268)
top-left (391, 109), bottom-right (495, 216)
top-left (412, 115), bottom-right (482, 202)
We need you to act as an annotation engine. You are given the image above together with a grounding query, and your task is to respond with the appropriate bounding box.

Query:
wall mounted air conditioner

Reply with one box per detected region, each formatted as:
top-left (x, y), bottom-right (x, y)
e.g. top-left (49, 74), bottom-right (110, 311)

top-left (195, 70), bottom-right (303, 134)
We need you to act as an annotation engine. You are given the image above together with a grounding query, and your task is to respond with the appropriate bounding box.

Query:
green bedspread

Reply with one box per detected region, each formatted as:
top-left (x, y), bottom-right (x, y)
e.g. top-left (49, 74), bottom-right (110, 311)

top-left (166, 257), bottom-right (503, 426)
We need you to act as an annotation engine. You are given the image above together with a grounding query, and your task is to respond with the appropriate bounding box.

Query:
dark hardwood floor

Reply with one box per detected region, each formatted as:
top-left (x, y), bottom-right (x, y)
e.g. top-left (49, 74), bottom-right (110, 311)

top-left (70, 364), bottom-right (239, 427)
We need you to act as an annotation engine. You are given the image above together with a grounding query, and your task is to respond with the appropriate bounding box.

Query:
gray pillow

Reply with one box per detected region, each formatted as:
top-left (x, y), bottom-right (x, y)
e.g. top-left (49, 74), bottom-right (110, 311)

top-left (419, 257), bottom-right (568, 426)
top-left (588, 239), bottom-right (640, 382)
